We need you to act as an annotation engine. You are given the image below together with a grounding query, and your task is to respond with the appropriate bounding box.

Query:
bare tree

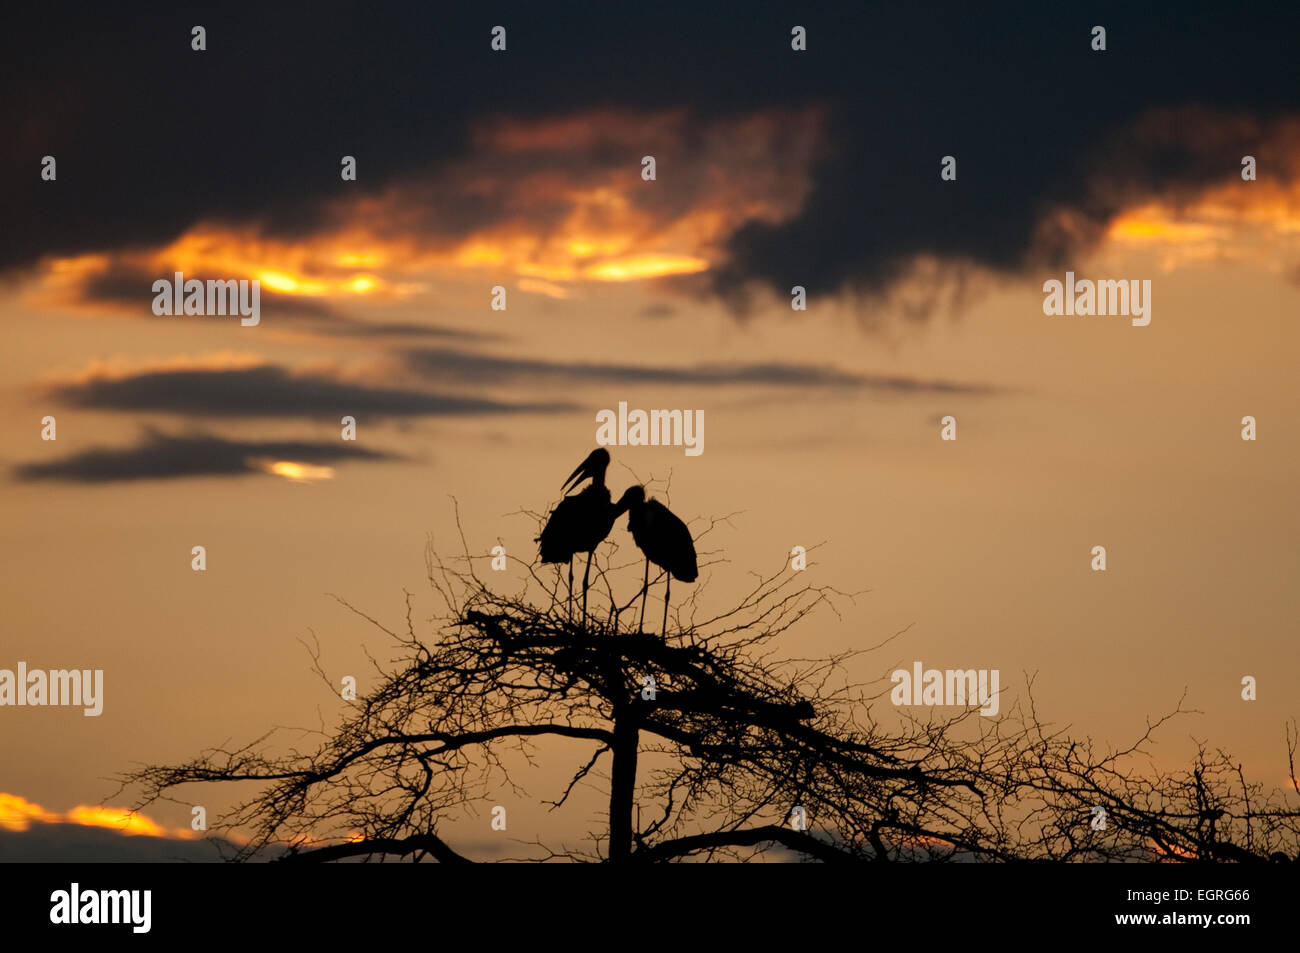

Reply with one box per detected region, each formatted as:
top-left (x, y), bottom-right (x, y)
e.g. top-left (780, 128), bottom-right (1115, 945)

top-left (118, 519), bottom-right (1300, 863)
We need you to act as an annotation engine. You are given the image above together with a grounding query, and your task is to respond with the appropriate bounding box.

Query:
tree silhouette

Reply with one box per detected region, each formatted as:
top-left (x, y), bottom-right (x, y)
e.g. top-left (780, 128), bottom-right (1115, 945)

top-left (119, 514), bottom-right (1300, 863)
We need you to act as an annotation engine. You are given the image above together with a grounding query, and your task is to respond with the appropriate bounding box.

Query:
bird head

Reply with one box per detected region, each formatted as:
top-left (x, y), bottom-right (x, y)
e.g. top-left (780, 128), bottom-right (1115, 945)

top-left (615, 485), bottom-right (645, 513)
top-left (561, 448), bottom-right (611, 493)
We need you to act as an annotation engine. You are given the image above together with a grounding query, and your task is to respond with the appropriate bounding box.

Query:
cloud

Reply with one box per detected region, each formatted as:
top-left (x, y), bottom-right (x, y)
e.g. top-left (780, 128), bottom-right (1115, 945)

top-left (55, 106), bottom-right (817, 297)
top-left (0, 822), bottom-right (244, 862)
top-left (328, 319), bottom-right (497, 341)
top-left (403, 346), bottom-right (1000, 393)
top-left (12, 430), bottom-right (399, 483)
top-left (43, 361), bottom-right (574, 419)
top-left (1, 791), bottom-right (194, 838)
top-left (75, 262), bottom-right (333, 317)
top-left (0, 792), bottom-right (518, 861)
top-left (712, 107), bottom-right (1300, 310)
top-left (27, 254), bottom-right (499, 342)
top-left (638, 303), bottom-right (677, 319)
top-left (3, 3), bottom-right (1297, 313)
top-left (0, 791), bottom-right (244, 861)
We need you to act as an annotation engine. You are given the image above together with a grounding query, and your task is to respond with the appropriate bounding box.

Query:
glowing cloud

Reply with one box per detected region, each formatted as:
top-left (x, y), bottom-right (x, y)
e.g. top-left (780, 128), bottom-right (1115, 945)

top-left (1100, 178), bottom-right (1300, 272)
top-left (0, 792), bottom-right (61, 831)
top-left (0, 792), bottom-right (196, 839)
top-left (581, 254), bottom-right (709, 281)
top-left (29, 106), bottom-right (825, 315)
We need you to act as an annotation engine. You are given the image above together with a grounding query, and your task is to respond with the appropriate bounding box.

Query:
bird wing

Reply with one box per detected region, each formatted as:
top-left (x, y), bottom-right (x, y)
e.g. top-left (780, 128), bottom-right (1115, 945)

top-left (644, 500), bottom-right (698, 581)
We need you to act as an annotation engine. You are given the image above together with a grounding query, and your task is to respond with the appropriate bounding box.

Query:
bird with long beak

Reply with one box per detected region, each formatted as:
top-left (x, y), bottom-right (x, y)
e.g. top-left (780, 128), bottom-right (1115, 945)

top-left (620, 485), bottom-right (698, 635)
top-left (536, 449), bottom-right (617, 625)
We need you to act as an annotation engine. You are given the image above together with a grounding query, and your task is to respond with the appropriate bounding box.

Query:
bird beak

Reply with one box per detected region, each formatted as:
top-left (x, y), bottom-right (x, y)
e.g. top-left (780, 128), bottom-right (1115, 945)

top-left (561, 459), bottom-right (591, 493)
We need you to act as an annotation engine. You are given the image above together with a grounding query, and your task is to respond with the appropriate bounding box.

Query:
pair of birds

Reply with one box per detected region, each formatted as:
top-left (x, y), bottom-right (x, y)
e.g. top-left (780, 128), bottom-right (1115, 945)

top-left (537, 449), bottom-right (698, 633)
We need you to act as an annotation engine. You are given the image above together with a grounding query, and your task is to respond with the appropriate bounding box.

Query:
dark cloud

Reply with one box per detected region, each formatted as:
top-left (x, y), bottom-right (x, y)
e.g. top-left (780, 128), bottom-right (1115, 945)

top-left (72, 261), bottom-right (494, 340)
top-left (13, 430), bottom-right (399, 483)
top-left (638, 303), bottom-right (677, 320)
top-left (330, 319), bottom-right (497, 342)
top-left (714, 106), bottom-right (1300, 306)
top-left (46, 363), bottom-right (573, 418)
top-left (0, 819), bottom-right (528, 861)
top-left (80, 263), bottom-right (334, 317)
top-left (404, 346), bottom-right (999, 394)
top-left (2, 2), bottom-right (1297, 302)
top-left (709, 7), bottom-right (1300, 303)
top-left (0, 820), bottom-right (250, 862)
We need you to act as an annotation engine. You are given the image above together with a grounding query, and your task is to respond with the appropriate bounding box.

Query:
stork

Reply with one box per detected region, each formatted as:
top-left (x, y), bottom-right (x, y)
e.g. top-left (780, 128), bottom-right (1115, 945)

top-left (621, 485), bottom-right (698, 635)
top-left (536, 449), bottom-right (616, 623)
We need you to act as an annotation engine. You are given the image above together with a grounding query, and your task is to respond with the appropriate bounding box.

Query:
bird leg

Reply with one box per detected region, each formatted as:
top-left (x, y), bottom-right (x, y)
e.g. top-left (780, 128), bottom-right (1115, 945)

top-left (567, 558), bottom-right (574, 622)
top-left (581, 550), bottom-right (592, 629)
top-left (638, 557), bottom-right (649, 633)
top-left (662, 574), bottom-right (671, 636)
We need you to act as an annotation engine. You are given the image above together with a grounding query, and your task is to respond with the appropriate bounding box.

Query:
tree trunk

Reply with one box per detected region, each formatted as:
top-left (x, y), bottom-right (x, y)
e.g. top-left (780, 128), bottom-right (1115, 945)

top-left (608, 705), bottom-right (639, 862)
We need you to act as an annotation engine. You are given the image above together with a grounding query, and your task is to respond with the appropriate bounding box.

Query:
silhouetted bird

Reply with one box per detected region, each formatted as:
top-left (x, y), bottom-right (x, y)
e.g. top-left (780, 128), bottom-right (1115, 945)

top-left (621, 485), bottom-right (698, 635)
top-left (537, 449), bottom-right (616, 623)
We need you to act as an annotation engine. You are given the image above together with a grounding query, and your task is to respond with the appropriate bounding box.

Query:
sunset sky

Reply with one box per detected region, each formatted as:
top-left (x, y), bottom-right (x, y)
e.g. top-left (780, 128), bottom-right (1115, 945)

top-left (1, 3), bottom-right (1298, 859)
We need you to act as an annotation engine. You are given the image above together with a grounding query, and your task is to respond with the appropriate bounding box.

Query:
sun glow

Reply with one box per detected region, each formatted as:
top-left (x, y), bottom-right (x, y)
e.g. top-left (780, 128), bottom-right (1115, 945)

top-left (249, 459), bottom-right (336, 483)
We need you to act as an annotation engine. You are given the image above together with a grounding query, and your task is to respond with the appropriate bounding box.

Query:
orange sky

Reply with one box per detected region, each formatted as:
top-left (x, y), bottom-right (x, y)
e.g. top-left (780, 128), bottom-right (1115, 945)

top-left (2, 106), bottom-right (1299, 858)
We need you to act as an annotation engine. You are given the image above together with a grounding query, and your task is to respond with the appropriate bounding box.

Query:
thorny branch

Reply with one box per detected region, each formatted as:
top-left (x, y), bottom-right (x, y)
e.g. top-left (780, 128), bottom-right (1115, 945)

top-left (116, 515), bottom-right (1300, 863)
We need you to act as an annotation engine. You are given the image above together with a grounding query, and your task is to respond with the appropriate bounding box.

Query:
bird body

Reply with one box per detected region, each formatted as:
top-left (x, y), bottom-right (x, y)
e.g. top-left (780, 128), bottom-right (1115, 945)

top-left (538, 483), bottom-right (614, 565)
top-left (536, 449), bottom-right (617, 623)
top-left (627, 496), bottom-right (697, 582)
top-left (619, 485), bottom-right (698, 633)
